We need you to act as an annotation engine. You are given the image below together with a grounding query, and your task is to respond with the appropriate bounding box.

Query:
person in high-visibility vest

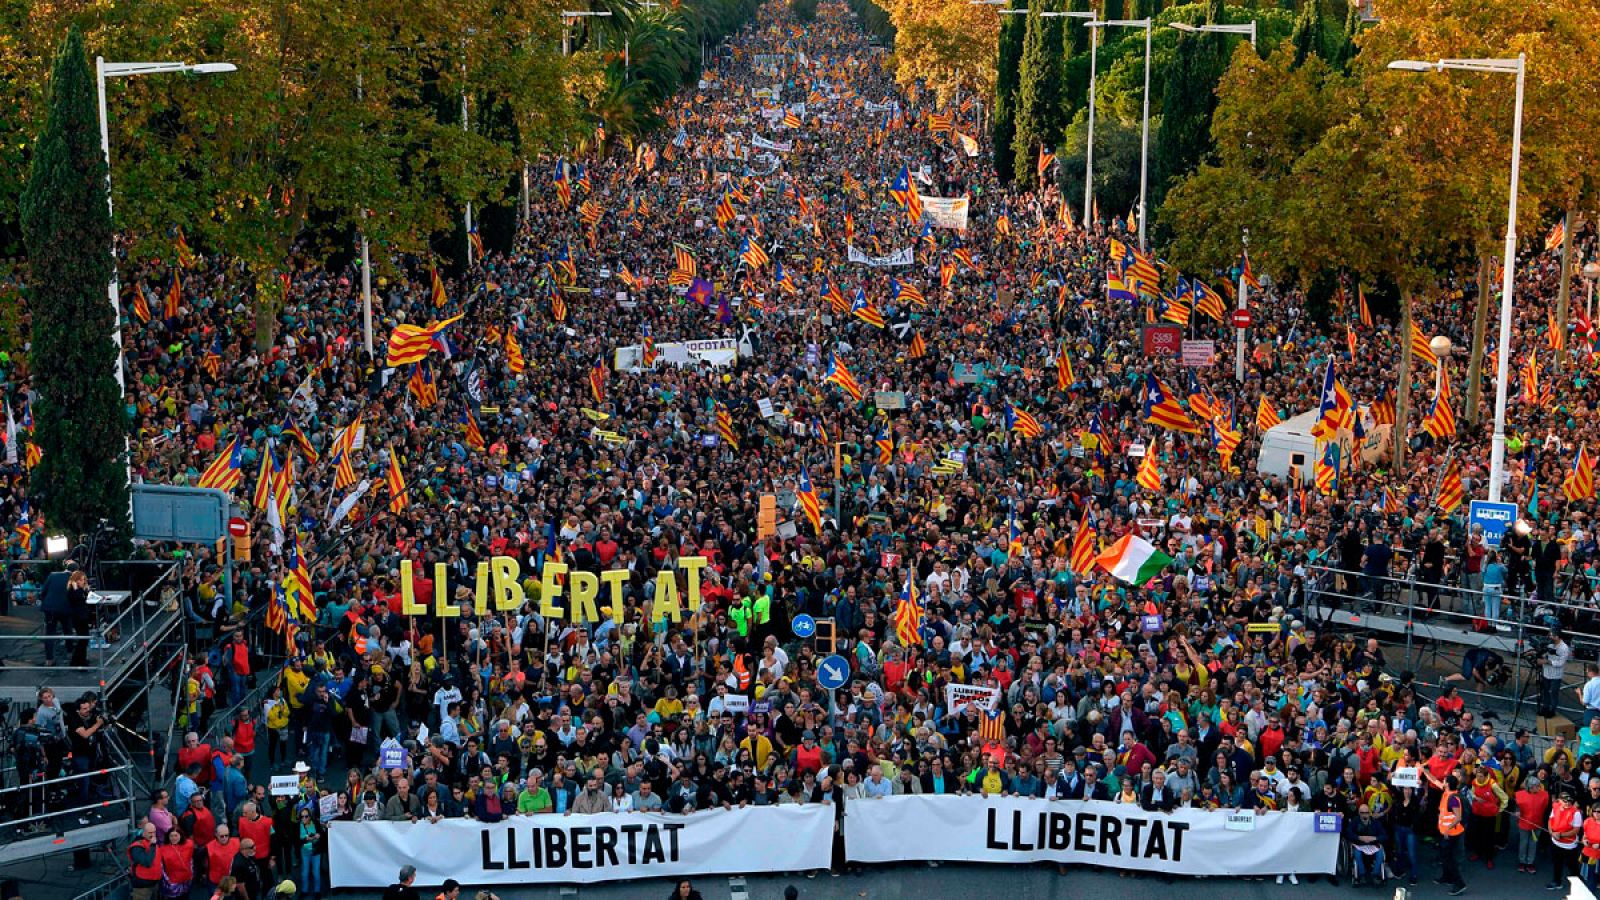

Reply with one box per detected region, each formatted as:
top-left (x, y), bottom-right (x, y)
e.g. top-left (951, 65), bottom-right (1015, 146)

top-left (1434, 773), bottom-right (1468, 895)
top-left (1551, 789), bottom-right (1586, 890)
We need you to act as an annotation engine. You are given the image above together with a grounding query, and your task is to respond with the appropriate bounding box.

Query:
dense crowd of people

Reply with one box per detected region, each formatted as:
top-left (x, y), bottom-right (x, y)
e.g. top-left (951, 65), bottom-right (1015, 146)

top-left (3, 0), bottom-right (1600, 895)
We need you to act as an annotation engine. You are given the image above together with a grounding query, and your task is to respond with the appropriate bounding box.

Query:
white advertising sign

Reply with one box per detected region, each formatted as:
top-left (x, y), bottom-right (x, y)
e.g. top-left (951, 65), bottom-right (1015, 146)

top-left (918, 195), bottom-right (970, 230)
top-left (844, 796), bottom-right (1338, 876)
top-left (329, 806), bottom-right (835, 887)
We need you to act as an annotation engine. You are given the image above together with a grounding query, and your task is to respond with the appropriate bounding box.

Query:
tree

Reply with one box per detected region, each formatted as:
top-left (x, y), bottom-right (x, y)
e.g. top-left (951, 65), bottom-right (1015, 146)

top-left (1289, 1), bottom-right (1322, 68)
top-left (990, 0), bottom-right (1026, 183)
top-left (1057, 112), bottom-right (1144, 219)
top-left (883, 0), bottom-right (998, 108)
top-left (1012, 0), bottom-right (1066, 188)
top-left (1149, 28), bottom-right (1224, 213)
top-left (791, 0), bottom-right (819, 24)
top-left (19, 28), bottom-right (130, 542)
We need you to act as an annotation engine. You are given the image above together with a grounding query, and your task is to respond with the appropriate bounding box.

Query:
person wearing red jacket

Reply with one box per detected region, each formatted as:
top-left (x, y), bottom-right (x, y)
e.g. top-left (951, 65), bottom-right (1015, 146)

top-left (177, 734), bottom-right (214, 788)
top-left (178, 791), bottom-right (216, 847)
top-left (235, 800), bottom-right (274, 879)
top-left (202, 825), bottom-right (240, 893)
top-left (1515, 776), bottom-right (1552, 873)
top-left (127, 822), bottom-right (162, 900)
top-left (157, 828), bottom-right (196, 899)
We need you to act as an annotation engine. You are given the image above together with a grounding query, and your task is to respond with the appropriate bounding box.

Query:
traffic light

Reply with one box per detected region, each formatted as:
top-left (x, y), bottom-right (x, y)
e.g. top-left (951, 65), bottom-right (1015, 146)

top-left (814, 617), bottom-right (836, 655)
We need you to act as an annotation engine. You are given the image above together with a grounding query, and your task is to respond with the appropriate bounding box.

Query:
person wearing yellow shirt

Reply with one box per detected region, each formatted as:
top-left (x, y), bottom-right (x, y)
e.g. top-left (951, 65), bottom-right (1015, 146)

top-left (653, 687), bottom-right (685, 721)
top-left (740, 732), bottom-right (774, 770)
top-left (283, 659), bottom-right (310, 709)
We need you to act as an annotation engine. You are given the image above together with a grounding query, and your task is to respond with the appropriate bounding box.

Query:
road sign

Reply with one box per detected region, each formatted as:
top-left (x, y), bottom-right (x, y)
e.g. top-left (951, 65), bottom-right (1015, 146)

top-left (1142, 325), bottom-right (1182, 356)
top-left (1469, 500), bottom-right (1519, 549)
top-left (228, 517), bottom-right (249, 537)
top-left (1232, 309), bottom-right (1253, 328)
top-left (131, 484), bottom-right (230, 544)
top-left (817, 654), bottom-right (850, 690)
top-left (792, 614), bottom-right (817, 639)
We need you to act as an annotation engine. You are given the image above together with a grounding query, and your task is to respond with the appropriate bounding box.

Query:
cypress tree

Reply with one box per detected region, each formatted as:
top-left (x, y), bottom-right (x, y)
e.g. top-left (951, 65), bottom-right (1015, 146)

top-left (1012, 0), bottom-right (1066, 187)
top-left (1290, 1), bottom-right (1322, 68)
top-left (1057, 0), bottom-right (1092, 128)
top-left (991, 0), bottom-right (1027, 183)
top-left (1149, 24), bottom-right (1224, 213)
top-left (19, 29), bottom-right (131, 542)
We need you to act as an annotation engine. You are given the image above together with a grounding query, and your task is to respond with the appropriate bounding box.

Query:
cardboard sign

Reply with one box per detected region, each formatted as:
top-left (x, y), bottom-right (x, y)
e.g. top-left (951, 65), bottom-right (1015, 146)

top-left (1390, 768), bottom-right (1420, 789)
top-left (1225, 809), bottom-right (1257, 832)
top-left (723, 695), bottom-right (751, 713)
top-left (1181, 340), bottom-right (1216, 367)
top-left (270, 774), bottom-right (300, 797)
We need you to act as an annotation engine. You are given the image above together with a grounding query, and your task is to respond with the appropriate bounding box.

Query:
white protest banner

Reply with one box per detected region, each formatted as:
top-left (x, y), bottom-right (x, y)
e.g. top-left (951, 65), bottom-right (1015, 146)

top-left (615, 338), bottom-right (739, 373)
top-left (1390, 768), bottom-right (1420, 789)
top-left (1224, 809), bottom-right (1256, 832)
top-left (918, 195), bottom-right (970, 230)
top-left (945, 683), bottom-right (1001, 715)
top-left (846, 245), bottom-right (914, 268)
top-left (844, 796), bottom-right (1338, 877)
top-left (328, 806), bottom-right (835, 887)
top-left (750, 134), bottom-right (793, 153)
top-left (863, 100), bottom-right (899, 113)
top-left (269, 774), bottom-right (299, 797)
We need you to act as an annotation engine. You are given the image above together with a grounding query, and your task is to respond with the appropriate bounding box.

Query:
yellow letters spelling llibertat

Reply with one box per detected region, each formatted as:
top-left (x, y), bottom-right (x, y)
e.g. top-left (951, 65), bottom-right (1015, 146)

top-left (399, 556), bottom-right (707, 624)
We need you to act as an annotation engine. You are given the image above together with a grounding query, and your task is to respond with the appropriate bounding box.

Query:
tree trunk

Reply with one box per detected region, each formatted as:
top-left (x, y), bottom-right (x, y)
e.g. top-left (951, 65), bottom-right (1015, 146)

top-left (1394, 286), bottom-right (1415, 476)
top-left (1465, 240), bottom-right (1492, 426)
top-left (252, 269), bottom-right (283, 353)
top-left (1557, 199), bottom-right (1576, 364)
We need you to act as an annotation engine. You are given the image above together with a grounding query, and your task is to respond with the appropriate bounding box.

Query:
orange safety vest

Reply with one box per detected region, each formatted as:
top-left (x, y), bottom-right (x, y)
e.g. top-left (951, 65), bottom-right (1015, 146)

top-left (733, 655), bottom-right (752, 691)
top-left (128, 839), bottom-right (162, 883)
top-left (1553, 804), bottom-right (1582, 847)
top-left (1438, 794), bottom-right (1465, 837)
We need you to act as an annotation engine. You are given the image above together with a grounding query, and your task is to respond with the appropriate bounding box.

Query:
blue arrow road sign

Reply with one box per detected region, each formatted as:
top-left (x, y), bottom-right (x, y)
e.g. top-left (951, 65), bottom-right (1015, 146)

top-left (817, 654), bottom-right (850, 690)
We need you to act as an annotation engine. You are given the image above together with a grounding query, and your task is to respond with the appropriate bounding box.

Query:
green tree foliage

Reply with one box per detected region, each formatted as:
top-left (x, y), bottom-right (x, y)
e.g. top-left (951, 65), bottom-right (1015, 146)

top-left (1290, 0), bottom-right (1323, 67)
top-left (1056, 111), bottom-right (1144, 218)
top-left (792, 0), bottom-right (819, 24)
top-left (990, 0), bottom-right (1026, 183)
top-left (1012, 0), bottom-right (1066, 188)
top-left (19, 29), bottom-right (131, 542)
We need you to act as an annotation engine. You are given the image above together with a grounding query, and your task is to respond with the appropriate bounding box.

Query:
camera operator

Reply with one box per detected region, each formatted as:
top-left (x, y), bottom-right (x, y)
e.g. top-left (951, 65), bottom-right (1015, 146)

top-left (1446, 647), bottom-right (1510, 691)
top-left (1539, 627), bottom-right (1573, 719)
top-left (66, 693), bottom-right (107, 807)
top-left (12, 706), bottom-right (47, 826)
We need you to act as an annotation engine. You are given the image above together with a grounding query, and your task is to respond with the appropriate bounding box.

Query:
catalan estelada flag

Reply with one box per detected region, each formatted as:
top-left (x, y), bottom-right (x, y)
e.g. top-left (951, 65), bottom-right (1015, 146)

top-left (1241, 250), bottom-right (1262, 291)
top-left (1143, 375), bottom-right (1199, 433)
top-left (282, 529), bottom-right (316, 622)
top-left (1037, 147), bottom-right (1056, 179)
top-left (1564, 444), bottom-right (1595, 501)
top-left (468, 228), bottom-right (484, 260)
top-left (823, 280), bottom-right (848, 315)
top-left (385, 315), bottom-right (462, 367)
top-left (1423, 368), bottom-right (1457, 441)
top-left (165, 271), bottom-right (182, 319)
top-left (1069, 511), bottom-right (1097, 575)
top-left (1056, 346), bottom-right (1075, 391)
top-left (850, 289), bottom-right (886, 328)
top-left (504, 329), bottom-right (526, 375)
top-left (797, 468), bottom-right (823, 534)
top-left (196, 437), bottom-right (245, 491)
top-left (908, 332), bottom-right (927, 359)
top-left (461, 407), bottom-right (485, 452)
top-left (739, 237), bottom-right (770, 269)
top-left (1435, 457), bottom-right (1465, 512)
top-left (589, 357), bottom-right (608, 404)
top-left (1136, 450), bottom-right (1161, 491)
top-left (716, 404), bottom-right (739, 450)
top-left (407, 365), bottom-right (438, 408)
top-left (1256, 396), bottom-right (1282, 431)
top-left (824, 352), bottom-right (863, 401)
top-left (1410, 323), bottom-right (1438, 367)
top-left (130, 287), bottom-right (150, 323)
top-left (430, 264), bottom-right (447, 307)
top-left (890, 278), bottom-right (924, 307)
top-left (283, 415), bottom-right (318, 461)
top-left (385, 448), bottom-right (408, 513)
top-left (1007, 405), bottom-right (1043, 439)
top-left (894, 570), bottom-right (922, 648)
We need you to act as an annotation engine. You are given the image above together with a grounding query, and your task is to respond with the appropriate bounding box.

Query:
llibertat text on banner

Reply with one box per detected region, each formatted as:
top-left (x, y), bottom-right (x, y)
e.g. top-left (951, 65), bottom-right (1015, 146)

top-left (328, 805), bottom-right (836, 887)
top-left (843, 796), bottom-right (1339, 876)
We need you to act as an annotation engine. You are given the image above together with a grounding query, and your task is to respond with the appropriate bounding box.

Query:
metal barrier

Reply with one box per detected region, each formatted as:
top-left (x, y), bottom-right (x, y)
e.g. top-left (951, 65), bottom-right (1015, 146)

top-left (0, 764), bottom-right (138, 865)
top-left (1307, 563), bottom-right (1600, 725)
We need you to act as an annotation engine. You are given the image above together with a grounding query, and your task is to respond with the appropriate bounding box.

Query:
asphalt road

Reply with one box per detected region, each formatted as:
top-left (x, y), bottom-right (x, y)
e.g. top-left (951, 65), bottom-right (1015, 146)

top-left (331, 859), bottom-right (1567, 900)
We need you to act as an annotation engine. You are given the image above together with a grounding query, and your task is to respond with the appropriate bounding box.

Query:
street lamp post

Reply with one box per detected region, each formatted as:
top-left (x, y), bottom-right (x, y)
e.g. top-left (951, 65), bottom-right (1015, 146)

top-left (1583, 261), bottom-right (1600, 321)
top-left (1430, 335), bottom-right (1454, 398)
top-left (1168, 20), bottom-right (1258, 51)
top-left (1087, 19), bottom-right (1152, 250)
top-left (96, 59), bottom-right (237, 398)
top-left (560, 10), bottom-right (614, 57)
top-left (96, 57), bottom-right (235, 496)
top-left (1389, 55), bottom-right (1524, 503)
